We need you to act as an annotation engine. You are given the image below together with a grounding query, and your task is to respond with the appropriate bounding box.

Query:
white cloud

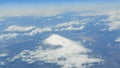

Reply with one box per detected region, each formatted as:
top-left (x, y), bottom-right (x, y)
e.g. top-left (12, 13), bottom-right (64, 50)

top-left (54, 26), bottom-right (84, 31)
top-left (0, 33), bottom-right (18, 40)
top-left (0, 6), bottom-right (67, 17)
top-left (0, 53), bottom-right (8, 57)
top-left (6, 25), bottom-right (35, 32)
top-left (65, 26), bottom-right (84, 30)
top-left (108, 21), bottom-right (120, 31)
top-left (0, 62), bottom-right (5, 65)
top-left (25, 27), bottom-right (52, 36)
top-left (24, 19), bottom-right (87, 36)
top-left (54, 18), bottom-right (89, 28)
top-left (57, 16), bottom-right (62, 19)
top-left (52, 18), bottom-right (91, 32)
top-left (107, 10), bottom-right (120, 31)
top-left (54, 21), bottom-right (76, 28)
top-left (9, 34), bottom-right (103, 68)
top-left (25, 25), bottom-right (84, 36)
top-left (115, 38), bottom-right (120, 42)
top-left (107, 10), bottom-right (120, 21)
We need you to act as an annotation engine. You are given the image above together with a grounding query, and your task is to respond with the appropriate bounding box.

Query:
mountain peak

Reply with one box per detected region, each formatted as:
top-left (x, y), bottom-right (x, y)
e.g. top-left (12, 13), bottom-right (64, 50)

top-left (43, 34), bottom-right (73, 46)
top-left (43, 34), bottom-right (89, 52)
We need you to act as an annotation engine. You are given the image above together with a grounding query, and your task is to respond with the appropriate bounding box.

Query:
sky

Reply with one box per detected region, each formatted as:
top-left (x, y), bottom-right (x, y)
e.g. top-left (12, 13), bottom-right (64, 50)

top-left (0, 0), bottom-right (119, 3)
top-left (0, 0), bottom-right (120, 6)
top-left (0, 0), bottom-right (119, 17)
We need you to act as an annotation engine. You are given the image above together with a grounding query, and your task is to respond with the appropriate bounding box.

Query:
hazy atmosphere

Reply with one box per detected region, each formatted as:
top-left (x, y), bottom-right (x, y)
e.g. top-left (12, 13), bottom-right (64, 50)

top-left (0, 0), bottom-right (120, 68)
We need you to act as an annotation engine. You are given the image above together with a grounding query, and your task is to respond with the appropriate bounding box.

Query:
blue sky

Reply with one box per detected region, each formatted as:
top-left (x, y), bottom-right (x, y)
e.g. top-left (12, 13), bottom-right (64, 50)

top-left (0, 0), bottom-right (120, 5)
top-left (0, 0), bottom-right (119, 8)
top-left (0, 0), bottom-right (119, 17)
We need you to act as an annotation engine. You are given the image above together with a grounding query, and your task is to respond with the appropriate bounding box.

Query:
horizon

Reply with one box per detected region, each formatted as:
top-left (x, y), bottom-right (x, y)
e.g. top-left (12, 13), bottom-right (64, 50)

top-left (0, 0), bottom-right (120, 17)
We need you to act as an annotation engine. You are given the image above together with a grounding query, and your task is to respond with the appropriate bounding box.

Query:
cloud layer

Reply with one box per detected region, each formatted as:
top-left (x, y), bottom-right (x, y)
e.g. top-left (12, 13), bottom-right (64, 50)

top-left (9, 34), bottom-right (103, 68)
top-left (5, 18), bottom-right (89, 36)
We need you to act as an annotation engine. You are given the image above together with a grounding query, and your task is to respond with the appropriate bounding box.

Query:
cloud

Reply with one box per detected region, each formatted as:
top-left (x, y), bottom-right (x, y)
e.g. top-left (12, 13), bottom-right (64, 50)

top-left (0, 33), bottom-right (18, 40)
top-left (3, 10), bottom-right (107, 36)
top-left (0, 53), bottom-right (8, 57)
top-left (24, 19), bottom-right (88, 36)
top-left (107, 10), bottom-right (120, 21)
top-left (25, 27), bottom-right (52, 36)
top-left (115, 37), bottom-right (120, 42)
top-left (55, 26), bottom-right (84, 31)
top-left (107, 10), bottom-right (120, 31)
top-left (0, 62), bottom-right (5, 65)
top-left (52, 18), bottom-right (91, 32)
top-left (26, 25), bottom-right (84, 36)
top-left (54, 18), bottom-right (89, 28)
top-left (6, 25), bottom-right (35, 32)
top-left (0, 6), bottom-right (67, 17)
top-left (9, 34), bottom-right (103, 68)
top-left (56, 16), bottom-right (62, 19)
top-left (0, 5), bottom-right (109, 18)
top-left (5, 21), bottom-right (86, 36)
top-left (108, 21), bottom-right (120, 31)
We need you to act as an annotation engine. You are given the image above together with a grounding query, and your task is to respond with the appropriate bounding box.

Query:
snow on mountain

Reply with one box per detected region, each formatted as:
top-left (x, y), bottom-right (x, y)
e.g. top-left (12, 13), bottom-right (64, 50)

top-left (43, 34), bottom-right (89, 53)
